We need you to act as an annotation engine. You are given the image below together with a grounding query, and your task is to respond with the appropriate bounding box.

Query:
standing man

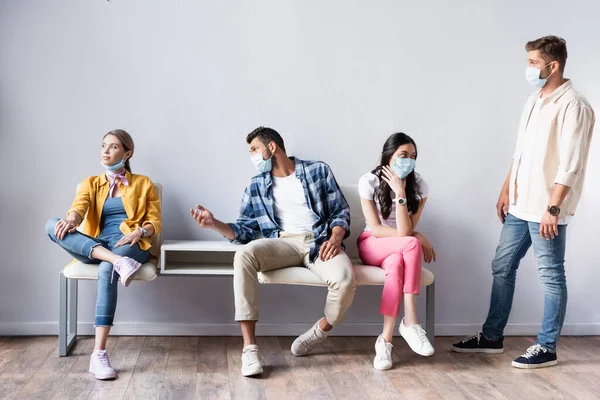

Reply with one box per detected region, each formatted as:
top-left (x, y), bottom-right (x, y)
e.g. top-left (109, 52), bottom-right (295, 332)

top-left (452, 36), bottom-right (595, 369)
top-left (191, 126), bottom-right (356, 376)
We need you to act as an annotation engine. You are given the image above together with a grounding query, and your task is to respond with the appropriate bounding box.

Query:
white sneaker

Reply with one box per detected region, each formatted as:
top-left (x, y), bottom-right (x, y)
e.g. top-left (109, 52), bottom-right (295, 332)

top-left (373, 335), bottom-right (393, 370)
top-left (291, 320), bottom-right (329, 356)
top-left (399, 319), bottom-right (434, 356)
top-left (241, 345), bottom-right (263, 377)
top-left (113, 257), bottom-right (142, 287)
top-left (89, 350), bottom-right (116, 380)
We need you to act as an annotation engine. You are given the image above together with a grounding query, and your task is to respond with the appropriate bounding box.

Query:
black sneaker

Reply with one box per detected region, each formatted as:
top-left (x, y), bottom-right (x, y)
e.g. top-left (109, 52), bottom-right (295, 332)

top-left (451, 332), bottom-right (504, 354)
top-left (512, 344), bottom-right (557, 369)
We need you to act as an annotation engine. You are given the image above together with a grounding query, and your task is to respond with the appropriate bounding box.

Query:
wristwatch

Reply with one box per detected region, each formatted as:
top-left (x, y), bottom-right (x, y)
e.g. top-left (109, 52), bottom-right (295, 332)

top-left (395, 198), bottom-right (407, 206)
top-left (138, 227), bottom-right (148, 237)
top-left (548, 205), bottom-right (561, 216)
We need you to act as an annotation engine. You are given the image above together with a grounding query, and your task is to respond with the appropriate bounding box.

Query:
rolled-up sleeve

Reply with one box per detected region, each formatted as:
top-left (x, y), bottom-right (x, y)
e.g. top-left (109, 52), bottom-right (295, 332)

top-left (325, 165), bottom-right (350, 238)
top-left (555, 106), bottom-right (595, 187)
top-left (228, 184), bottom-right (259, 244)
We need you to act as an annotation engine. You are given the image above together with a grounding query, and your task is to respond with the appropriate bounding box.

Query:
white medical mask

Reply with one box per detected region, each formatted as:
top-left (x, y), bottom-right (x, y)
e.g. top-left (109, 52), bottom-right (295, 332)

top-left (250, 146), bottom-right (273, 173)
top-left (391, 157), bottom-right (416, 179)
top-left (525, 62), bottom-right (554, 88)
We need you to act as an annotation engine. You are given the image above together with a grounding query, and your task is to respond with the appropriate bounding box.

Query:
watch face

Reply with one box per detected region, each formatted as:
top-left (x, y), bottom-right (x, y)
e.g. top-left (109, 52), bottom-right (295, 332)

top-left (397, 198), bottom-right (407, 205)
top-left (549, 206), bottom-right (560, 216)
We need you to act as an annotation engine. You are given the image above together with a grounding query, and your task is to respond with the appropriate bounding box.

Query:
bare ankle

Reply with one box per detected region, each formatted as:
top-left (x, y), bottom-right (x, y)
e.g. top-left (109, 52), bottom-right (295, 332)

top-left (319, 318), bottom-right (333, 332)
top-left (382, 333), bottom-right (393, 343)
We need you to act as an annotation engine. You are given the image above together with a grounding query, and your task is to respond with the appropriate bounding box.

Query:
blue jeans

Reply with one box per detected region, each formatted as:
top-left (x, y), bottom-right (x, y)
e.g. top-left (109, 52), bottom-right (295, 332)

top-left (482, 213), bottom-right (567, 351)
top-left (45, 218), bottom-right (149, 326)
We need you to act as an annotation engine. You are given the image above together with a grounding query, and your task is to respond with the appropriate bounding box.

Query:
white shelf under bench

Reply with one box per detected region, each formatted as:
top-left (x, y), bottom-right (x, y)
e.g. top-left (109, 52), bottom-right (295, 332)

top-left (160, 240), bottom-right (241, 276)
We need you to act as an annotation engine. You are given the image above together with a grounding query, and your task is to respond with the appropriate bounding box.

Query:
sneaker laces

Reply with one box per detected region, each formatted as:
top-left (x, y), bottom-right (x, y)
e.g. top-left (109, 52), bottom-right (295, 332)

top-left (375, 337), bottom-right (392, 362)
top-left (521, 344), bottom-right (547, 359)
top-left (411, 324), bottom-right (429, 344)
top-left (243, 348), bottom-right (260, 365)
top-left (461, 332), bottom-right (482, 344)
top-left (113, 257), bottom-right (136, 284)
top-left (297, 327), bottom-right (322, 351)
top-left (95, 351), bottom-right (111, 367)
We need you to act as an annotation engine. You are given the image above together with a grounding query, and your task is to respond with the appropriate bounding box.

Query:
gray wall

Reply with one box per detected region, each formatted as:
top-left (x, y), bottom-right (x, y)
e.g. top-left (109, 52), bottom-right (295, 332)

top-left (1, 0), bottom-right (599, 336)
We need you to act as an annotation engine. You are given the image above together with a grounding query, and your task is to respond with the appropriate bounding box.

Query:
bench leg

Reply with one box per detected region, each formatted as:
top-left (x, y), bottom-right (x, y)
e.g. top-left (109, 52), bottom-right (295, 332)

top-left (425, 282), bottom-right (435, 346)
top-left (59, 272), bottom-right (78, 357)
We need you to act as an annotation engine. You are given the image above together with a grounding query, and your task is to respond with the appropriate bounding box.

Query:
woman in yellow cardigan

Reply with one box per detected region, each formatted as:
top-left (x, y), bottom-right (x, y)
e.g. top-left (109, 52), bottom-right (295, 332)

top-left (45, 130), bottom-right (161, 380)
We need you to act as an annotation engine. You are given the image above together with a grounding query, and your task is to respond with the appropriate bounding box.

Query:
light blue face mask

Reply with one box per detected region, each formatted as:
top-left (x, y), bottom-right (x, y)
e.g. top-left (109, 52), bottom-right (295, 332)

top-left (101, 158), bottom-right (126, 172)
top-left (525, 63), bottom-right (554, 89)
top-left (250, 147), bottom-right (273, 173)
top-left (391, 157), bottom-right (416, 179)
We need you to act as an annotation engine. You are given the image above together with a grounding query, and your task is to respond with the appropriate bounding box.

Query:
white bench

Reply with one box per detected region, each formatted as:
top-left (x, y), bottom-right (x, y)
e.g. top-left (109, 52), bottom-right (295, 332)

top-left (159, 184), bottom-right (435, 343)
top-left (58, 184), bottom-right (435, 356)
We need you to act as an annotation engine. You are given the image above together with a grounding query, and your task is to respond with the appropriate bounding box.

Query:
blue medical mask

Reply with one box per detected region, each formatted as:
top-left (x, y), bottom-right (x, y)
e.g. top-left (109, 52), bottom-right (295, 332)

top-left (101, 158), bottom-right (126, 172)
top-left (525, 63), bottom-right (554, 89)
top-left (250, 147), bottom-right (273, 173)
top-left (391, 157), bottom-right (416, 179)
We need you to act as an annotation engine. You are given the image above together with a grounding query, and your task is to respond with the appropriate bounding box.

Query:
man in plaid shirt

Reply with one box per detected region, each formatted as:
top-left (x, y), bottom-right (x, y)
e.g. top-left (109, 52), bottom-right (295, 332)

top-left (191, 127), bottom-right (356, 377)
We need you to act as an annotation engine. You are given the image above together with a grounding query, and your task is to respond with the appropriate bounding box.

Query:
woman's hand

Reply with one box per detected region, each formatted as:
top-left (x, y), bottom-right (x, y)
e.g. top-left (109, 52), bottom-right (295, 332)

top-left (55, 218), bottom-right (78, 240)
top-left (115, 228), bottom-right (144, 248)
top-left (414, 232), bottom-right (436, 263)
top-left (381, 166), bottom-right (406, 197)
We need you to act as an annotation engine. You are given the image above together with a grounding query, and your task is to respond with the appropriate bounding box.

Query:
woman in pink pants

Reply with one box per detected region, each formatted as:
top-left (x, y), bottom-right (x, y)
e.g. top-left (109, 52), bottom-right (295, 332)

top-left (358, 132), bottom-right (437, 370)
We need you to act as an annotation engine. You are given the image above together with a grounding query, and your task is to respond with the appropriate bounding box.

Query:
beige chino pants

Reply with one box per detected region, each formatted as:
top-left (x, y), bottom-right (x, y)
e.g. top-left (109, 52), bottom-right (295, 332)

top-left (233, 232), bottom-right (356, 326)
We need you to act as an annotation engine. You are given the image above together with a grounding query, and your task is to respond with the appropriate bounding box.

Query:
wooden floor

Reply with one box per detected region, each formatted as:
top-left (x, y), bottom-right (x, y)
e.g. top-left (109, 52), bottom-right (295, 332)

top-left (1, 336), bottom-right (600, 400)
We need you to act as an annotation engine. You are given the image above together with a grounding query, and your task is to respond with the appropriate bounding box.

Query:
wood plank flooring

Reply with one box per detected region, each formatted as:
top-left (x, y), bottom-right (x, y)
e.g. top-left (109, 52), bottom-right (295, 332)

top-left (1, 336), bottom-right (599, 399)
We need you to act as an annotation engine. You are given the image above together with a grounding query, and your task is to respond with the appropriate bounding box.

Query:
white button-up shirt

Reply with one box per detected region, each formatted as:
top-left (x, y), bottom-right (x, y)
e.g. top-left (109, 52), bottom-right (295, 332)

top-left (509, 80), bottom-right (595, 221)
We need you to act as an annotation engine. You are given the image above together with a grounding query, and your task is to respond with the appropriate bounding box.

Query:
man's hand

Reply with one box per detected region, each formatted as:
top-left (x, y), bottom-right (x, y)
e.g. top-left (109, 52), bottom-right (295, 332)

top-left (318, 236), bottom-right (342, 262)
top-left (496, 190), bottom-right (510, 224)
top-left (540, 211), bottom-right (559, 240)
top-left (190, 205), bottom-right (215, 228)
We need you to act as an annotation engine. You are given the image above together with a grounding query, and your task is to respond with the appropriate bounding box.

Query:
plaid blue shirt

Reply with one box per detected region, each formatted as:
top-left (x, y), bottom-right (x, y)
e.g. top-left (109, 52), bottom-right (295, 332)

top-left (228, 157), bottom-right (350, 262)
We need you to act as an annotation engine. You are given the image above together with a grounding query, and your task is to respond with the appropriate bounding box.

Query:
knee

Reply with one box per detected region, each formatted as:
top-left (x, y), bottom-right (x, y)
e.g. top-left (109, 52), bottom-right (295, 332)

top-left (329, 266), bottom-right (356, 294)
top-left (45, 218), bottom-right (60, 236)
top-left (538, 264), bottom-right (566, 286)
top-left (491, 257), bottom-right (513, 279)
top-left (233, 244), bottom-right (259, 274)
top-left (402, 236), bottom-right (422, 253)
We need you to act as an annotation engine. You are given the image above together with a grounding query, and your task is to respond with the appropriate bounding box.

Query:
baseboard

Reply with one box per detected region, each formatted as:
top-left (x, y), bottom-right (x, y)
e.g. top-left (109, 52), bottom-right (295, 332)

top-left (2, 322), bottom-right (600, 336)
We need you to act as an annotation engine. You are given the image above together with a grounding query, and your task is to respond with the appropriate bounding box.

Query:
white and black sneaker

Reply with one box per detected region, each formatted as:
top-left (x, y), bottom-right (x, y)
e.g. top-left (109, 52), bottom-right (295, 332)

top-left (512, 344), bottom-right (557, 369)
top-left (451, 332), bottom-right (504, 354)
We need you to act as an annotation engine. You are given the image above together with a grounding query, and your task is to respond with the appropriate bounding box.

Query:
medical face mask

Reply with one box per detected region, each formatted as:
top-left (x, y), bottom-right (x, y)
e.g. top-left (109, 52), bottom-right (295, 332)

top-left (250, 147), bottom-right (273, 173)
top-left (391, 157), bottom-right (416, 179)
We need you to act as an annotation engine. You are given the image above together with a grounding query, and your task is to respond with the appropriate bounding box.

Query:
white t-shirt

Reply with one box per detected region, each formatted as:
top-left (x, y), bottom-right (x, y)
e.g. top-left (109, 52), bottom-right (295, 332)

top-left (272, 174), bottom-right (319, 234)
top-left (358, 172), bottom-right (429, 231)
top-left (510, 96), bottom-right (568, 224)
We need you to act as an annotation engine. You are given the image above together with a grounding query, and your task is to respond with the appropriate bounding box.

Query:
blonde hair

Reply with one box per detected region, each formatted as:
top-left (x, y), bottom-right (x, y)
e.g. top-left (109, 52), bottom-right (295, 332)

top-left (103, 129), bottom-right (134, 172)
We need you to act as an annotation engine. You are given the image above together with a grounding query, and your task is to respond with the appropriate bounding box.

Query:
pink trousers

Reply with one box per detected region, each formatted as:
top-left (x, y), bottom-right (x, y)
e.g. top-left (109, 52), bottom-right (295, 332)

top-left (357, 231), bottom-right (422, 317)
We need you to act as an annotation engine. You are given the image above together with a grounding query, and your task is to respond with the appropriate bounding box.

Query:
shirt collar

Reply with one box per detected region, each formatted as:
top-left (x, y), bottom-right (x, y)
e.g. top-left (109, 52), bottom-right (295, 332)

top-left (539, 79), bottom-right (573, 104)
top-left (264, 156), bottom-right (304, 189)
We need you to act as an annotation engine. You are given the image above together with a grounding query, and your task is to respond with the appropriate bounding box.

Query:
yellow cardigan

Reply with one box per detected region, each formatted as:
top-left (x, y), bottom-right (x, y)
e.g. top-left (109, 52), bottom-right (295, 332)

top-left (67, 171), bottom-right (162, 251)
